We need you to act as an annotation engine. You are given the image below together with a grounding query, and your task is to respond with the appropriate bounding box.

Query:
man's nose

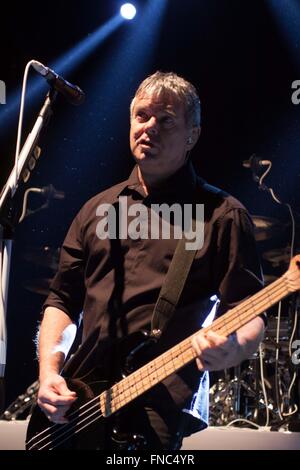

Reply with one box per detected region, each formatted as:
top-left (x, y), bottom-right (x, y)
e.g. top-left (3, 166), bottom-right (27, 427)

top-left (144, 116), bottom-right (158, 135)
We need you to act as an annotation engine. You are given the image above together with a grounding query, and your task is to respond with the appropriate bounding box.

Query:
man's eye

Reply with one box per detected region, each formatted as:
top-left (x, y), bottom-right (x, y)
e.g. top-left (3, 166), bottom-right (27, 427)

top-left (136, 112), bottom-right (147, 121)
top-left (162, 116), bottom-right (174, 125)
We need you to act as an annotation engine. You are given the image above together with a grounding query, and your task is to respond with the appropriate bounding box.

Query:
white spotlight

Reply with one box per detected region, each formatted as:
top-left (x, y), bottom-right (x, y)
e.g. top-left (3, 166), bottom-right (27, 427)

top-left (120, 3), bottom-right (137, 20)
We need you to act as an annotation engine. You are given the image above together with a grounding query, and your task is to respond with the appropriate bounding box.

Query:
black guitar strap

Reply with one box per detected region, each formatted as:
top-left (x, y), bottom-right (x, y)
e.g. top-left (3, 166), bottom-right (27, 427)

top-left (151, 179), bottom-right (224, 337)
top-left (151, 234), bottom-right (197, 337)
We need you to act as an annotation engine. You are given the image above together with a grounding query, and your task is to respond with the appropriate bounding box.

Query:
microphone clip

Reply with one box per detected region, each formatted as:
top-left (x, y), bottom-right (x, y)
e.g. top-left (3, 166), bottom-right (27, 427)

top-left (31, 60), bottom-right (85, 106)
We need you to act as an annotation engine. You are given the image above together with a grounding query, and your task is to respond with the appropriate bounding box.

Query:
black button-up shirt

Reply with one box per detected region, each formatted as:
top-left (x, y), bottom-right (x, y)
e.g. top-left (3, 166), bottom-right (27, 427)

top-left (44, 162), bottom-right (263, 434)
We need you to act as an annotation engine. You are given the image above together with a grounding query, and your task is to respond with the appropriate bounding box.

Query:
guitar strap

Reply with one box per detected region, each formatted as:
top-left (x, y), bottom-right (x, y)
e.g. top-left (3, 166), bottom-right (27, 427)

top-left (151, 231), bottom-right (197, 337)
top-left (151, 180), bottom-right (223, 337)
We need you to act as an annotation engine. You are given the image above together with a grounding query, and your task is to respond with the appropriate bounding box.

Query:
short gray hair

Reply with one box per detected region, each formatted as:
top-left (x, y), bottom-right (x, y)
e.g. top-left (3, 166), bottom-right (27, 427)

top-left (130, 71), bottom-right (201, 128)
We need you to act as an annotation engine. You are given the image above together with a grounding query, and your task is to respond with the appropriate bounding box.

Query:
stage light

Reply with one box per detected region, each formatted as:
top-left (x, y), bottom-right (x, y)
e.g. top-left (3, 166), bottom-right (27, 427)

top-left (120, 3), bottom-right (137, 20)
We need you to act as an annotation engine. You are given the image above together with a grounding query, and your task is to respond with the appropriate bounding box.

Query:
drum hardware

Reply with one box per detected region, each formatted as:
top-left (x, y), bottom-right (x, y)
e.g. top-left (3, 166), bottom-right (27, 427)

top-left (0, 381), bottom-right (38, 421)
top-left (210, 299), bottom-right (300, 427)
top-left (262, 248), bottom-right (292, 268)
top-left (209, 350), bottom-right (297, 426)
top-left (251, 215), bottom-right (282, 242)
top-left (264, 316), bottom-right (291, 340)
top-left (209, 363), bottom-right (259, 426)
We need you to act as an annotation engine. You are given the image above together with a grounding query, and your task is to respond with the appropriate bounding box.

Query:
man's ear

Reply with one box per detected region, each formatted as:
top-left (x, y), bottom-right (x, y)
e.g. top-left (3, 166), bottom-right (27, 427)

top-left (186, 126), bottom-right (201, 151)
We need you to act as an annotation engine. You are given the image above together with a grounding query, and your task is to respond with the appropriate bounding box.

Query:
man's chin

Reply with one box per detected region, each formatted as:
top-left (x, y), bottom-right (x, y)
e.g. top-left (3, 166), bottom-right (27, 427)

top-left (135, 150), bottom-right (157, 162)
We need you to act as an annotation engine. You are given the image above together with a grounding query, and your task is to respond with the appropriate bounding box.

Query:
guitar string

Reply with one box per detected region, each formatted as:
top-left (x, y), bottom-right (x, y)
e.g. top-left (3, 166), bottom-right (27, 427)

top-left (26, 392), bottom-right (105, 445)
top-left (27, 271), bottom-right (298, 449)
top-left (37, 408), bottom-right (104, 450)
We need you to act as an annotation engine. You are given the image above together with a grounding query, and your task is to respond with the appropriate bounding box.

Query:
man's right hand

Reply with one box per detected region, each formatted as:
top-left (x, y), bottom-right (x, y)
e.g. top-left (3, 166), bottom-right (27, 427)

top-left (37, 373), bottom-right (77, 424)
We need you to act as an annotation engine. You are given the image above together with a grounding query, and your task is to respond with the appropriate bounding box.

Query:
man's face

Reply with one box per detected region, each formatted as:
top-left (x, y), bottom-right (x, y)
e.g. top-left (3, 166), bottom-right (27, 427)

top-left (130, 93), bottom-right (192, 178)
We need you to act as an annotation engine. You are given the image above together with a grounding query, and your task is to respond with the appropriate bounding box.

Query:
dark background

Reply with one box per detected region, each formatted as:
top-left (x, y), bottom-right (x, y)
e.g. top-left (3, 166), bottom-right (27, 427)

top-left (0, 0), bottom-right (299, 407)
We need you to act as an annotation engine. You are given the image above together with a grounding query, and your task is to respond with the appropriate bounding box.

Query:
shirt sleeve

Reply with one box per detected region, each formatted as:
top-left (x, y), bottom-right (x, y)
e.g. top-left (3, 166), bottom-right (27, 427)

top-left (42, 209), bottom-right (85, 322)
top-left (212, 208), bottom-right (265, 320)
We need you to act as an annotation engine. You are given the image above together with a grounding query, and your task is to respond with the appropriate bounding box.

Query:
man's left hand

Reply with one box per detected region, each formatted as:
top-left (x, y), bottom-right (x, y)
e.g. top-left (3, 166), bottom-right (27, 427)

top-left (191, 316), bottom-right (265, 371)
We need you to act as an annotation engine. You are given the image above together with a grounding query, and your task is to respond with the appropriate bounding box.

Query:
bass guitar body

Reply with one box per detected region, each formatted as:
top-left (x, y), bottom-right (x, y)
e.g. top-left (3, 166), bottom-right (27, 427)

top-left (26, 331), bottom-right (155, 450)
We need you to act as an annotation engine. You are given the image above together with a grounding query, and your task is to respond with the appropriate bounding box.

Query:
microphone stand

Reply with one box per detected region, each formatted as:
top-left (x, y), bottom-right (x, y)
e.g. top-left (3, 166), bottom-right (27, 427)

top-left (0, 89), bottom-right (58, 411)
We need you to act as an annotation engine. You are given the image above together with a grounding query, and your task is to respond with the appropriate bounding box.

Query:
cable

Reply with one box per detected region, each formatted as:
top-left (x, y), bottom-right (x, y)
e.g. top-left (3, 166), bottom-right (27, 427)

top-left (226, 418), bottom-right (260, 429)
top-left (13, 60), bottom-right (37, 190)
top-left (259, 343), bottom-right (270, 427)
top-left (258, 161), bottom-right (296, 261)
top-left (258, 162), bottom-right (272, 189)
top-left (274, 301), bottom-right (284, 421)
top-left (18, 187), bottom-right (43, 222)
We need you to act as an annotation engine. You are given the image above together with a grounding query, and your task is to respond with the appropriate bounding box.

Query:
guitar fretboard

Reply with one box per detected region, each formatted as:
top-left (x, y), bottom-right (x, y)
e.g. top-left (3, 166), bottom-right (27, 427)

top-left (100, 273), bottom-right (292, 416)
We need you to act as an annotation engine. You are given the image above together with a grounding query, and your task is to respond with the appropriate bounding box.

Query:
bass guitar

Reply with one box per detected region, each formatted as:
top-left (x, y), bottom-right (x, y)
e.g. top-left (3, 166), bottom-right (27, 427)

top-left (26, 255), bottom-right (300, 450)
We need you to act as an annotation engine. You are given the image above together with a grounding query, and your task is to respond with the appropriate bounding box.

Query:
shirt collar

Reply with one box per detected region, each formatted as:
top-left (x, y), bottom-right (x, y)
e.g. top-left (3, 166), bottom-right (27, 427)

top-left (119, 161), bottom-right (199, 199)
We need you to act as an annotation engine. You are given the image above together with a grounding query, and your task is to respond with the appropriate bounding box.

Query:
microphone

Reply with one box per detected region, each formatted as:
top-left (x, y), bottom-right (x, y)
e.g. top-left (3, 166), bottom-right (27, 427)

top-left (243, 154), bottom-right (271, 170)
top-left (31, 60), bottom-right (85, 105)
top-left (40, 184), bottom-right (65, 200)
